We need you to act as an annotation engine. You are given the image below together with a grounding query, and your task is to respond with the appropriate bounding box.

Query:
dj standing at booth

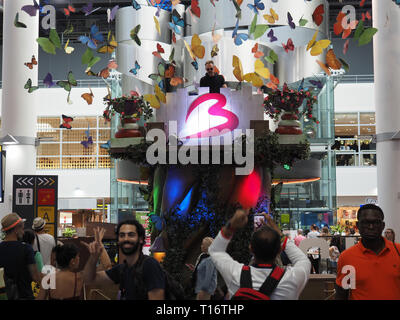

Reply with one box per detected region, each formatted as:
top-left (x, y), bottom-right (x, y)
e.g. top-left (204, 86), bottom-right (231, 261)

top-left (200, 61), bottom-right (227, 93)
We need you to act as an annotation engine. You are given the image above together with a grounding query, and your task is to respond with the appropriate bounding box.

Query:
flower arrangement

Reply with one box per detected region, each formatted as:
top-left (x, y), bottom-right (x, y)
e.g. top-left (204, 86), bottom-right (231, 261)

top-left (263, 83), bottom-right (319, 124)
top-left (103, 91), bottom-right (153, 122)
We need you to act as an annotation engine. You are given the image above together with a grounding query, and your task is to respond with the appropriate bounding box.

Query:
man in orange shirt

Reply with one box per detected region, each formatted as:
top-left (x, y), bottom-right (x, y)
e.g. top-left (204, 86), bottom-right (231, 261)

top-left (335, 204), bottom-right (400, 300)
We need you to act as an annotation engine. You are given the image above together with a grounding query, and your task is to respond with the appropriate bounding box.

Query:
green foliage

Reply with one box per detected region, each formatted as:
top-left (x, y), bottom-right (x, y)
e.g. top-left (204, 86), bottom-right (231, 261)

top-left (330, 224), bottom-right (345, 235)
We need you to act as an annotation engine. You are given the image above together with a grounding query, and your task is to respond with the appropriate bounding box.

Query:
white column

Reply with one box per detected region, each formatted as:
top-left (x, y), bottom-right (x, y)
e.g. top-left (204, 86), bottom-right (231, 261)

top-left (373, 1), bottom-right (400, 236)
top-left (0, 0), bottom-right (38, 218)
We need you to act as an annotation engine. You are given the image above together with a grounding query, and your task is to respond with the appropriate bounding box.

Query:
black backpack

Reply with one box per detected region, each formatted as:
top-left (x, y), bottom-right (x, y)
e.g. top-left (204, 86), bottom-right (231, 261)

top-left (2, 243), bottom-right (25, 300)
top-left (120, 255), bottom-right (185, 300)
top-left (232, 264), bottom-right (285, 300)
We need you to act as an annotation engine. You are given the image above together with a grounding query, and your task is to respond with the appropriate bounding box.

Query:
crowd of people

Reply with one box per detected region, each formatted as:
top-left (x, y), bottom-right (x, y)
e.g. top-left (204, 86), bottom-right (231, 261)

top-left (1, 204), bottom-right (399, 300)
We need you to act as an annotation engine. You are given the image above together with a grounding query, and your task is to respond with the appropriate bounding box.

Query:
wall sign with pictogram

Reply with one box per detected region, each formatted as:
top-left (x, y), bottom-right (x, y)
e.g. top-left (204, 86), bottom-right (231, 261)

top-left (12, 175), bottom-right (58, 239)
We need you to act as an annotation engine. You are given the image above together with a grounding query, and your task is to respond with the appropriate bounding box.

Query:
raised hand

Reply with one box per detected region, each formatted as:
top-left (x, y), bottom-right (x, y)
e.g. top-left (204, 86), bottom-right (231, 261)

top-left (261, 212), bottom-right (283, 236)
top-left (230, 208), bottom-right (249, 230)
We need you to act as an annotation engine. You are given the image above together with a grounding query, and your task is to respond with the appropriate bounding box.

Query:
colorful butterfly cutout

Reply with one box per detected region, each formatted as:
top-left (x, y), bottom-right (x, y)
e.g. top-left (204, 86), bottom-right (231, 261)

top-left (37, 29), bottom-right (61, 55)
top-left (168, 10), bottom-right (185, 35)
top-left (144, 84), bottom-right (166, 109)
top-left (264, 49), bottom-right (278, 64)
top-left (184, 34), bottom-right (205, 60)
top-left (14, 13), bottom-right (27, 28)
top-left (267, 29), bottom-right (277, 42)
top-left (232, 19), bottom-right (249, 46)
top-left (154, 16), bottom-right (161, 35)
top-left (129, 61), bottom-right (141, 75)
top-left (252, 43), bottom-right (264, 58)
top-left (232, 56), bottom-right (266, 87)
top-left (299, 16), bottom-right (308, 27)
top-left (43, 73), bottom-right (55, 88)
top-left (191, 0), bottom-right (201, 18)
top-left (306, 31), bottom-right (331, 56)
top-left (362, 11), bottom-right (372, 22)
top-left (97, 31), bottom-right (117, 54)
top-left (81, 132), bottom-right (94, 148)
top-left (107, 5), bottom-right (119, 23)
top-left (82, 2), bottom-right (102, 16)
top-left (353, 19), bottom-right (378, 46)
top-left (264, 8), bottom-right (279, 24)
top-left (24, 55), bottom-right (38, 69)
top-left (130, 24), bottom-right (141, 46)
top-left (100, 140), bottom-right (111, 150)
top-left (63, 5), bottom-right (76, 16)
top-left (211, 44), bottom-right (219, 58)
top-left (57, 71), bottom-right (78, 103)
top-left (266, 74), bottom-right (280, 90)
top-left (309, 79), bottom-right (323, 90)
top-left (334, 12), bottom-right (358, 39)
top-left (312, 4), bottom-right (325, 26)
top-left (24, 78), bottom-right (39, 93)
top-left (316, 60), bottom-right (331, 76)
top-left (325, 49), bottom-right (342, 70)
top-left (148, 62), bottom-right (169, 88)
top-left (82, 48), bottom-right (101, 71)
top-left (287, 12), bottom-right (296, 29)
top-left (152, 43), bottom-right (165, 59)
top-left (21, 0), bottom-right (39, 17)
top-left (81, 88), bottom-right (94, 105)
top-left (60, 115), bottom-right (74, 129)
top-left (79, 24), bottom-right (104, 49)
top-left (86, 67), bottom-right (110, 79)
top-left (247, 0), bottom-right (265, 14)
top-left (131, 0), bottom-right (141, 10)
top-left (282, 38), bottom-right (295, 53)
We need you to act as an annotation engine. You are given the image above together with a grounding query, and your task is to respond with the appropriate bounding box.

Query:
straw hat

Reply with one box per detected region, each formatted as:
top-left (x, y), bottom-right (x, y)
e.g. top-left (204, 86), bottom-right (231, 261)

top-left (1, 213), bottom-right (26, 232)
top-left (32, 217), bottom-right (46, 231)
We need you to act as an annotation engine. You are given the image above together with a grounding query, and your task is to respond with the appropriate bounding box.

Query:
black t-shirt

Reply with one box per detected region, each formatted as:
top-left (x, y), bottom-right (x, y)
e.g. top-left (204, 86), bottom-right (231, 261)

top-left (0, 241), bottom-right (35, 299)
top-left (106, 255), bottom-right (165, 300)
top-left (200, 74), bottom-right (226, 93)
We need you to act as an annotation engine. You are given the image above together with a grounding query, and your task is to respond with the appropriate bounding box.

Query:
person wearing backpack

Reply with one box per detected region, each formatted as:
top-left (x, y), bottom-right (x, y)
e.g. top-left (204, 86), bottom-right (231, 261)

top-left (82, 219), bottom-right (166, 300)
top-left (208, 209), bottom-right (311, 300)
top-left (0, 213), bottom-right (41, 300)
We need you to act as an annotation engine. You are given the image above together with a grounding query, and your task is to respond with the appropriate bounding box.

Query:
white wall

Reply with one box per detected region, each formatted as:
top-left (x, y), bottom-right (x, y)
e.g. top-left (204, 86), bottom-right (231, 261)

top-left (334, 83), bottom-right (375, 112)
top-left (336, 167), bottom-right (377, 197)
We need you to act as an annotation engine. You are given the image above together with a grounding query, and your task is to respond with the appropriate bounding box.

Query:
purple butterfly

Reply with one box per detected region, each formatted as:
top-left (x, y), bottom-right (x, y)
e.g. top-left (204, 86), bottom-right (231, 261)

top-left (107, 5), bottom-right (119, 23)
top-left (288, 12), bottom-right (296, 29)
top-left (82, 2), bottom-right (101, 16)
top-left (155, 6), bottom-right (161, 17)
top-left (309, 79), bottom-right (323, 89)
top-left (267, 29), bottom-right (277, 42)
top-left (81, 136), bottom-right (93, 148)
top-left (21, 0), bottom-right (39, 17)
top-left (43, 73), bottom-right (55, 88)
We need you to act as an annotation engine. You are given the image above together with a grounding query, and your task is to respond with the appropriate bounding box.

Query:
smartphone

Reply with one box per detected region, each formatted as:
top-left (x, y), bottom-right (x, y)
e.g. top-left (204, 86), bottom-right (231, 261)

top-left (254, 214), bottom-right (265, 231)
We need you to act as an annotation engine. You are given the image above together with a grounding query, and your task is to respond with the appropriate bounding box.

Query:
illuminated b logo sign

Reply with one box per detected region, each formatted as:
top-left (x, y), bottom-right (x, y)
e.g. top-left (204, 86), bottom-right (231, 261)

top-left (184, 93), bottom-right (239, 139)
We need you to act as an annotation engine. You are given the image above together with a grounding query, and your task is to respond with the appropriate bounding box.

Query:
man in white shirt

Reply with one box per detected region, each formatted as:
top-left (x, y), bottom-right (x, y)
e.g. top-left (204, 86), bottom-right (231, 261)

top-left (307, 224), bottom-right (321, 273)
top-left (32, 217), bottom-right (56, 266)
top-left (209, 209), bottom-right (311, 299)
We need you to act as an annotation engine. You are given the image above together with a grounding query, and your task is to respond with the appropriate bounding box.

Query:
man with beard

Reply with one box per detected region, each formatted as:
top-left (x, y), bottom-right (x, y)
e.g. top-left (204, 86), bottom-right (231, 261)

top-left (335, 204), bottom-right (400, 300)
top-left (83, 219), bottom-right (165, 300)
top-left (0, 213), bottom-right (41, 299)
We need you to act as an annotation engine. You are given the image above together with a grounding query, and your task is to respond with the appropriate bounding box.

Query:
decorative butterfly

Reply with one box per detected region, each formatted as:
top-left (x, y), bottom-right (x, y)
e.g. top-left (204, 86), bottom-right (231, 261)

top-left (81, 127), bottom-right (94, 148)
top-left (82, 2), bottom-right (101, 16)
top-left (144, 84), bottom-right (166, 109)
top-left (154, 16), bottom-right (161, 35)
top-left (316, 60), bottom-right (331, 76)
top-left (131, 0), bottom-right (141, 10)
top-left (191, 61), bottom-right (199, 71)
top-left (325, 49), bottom-right (342, 70)
top-left (148, 62), bottom-right (169, 89)
top-left (81, 88), bottom-right (94, 105)
top-left (183, 34), bottom-right (205, 60)
top-left (168, 10), bottom-right (185, 35)
top-left (149, 214), bottom-right (164, 231)
top-left (97, 31), bottom-right (117, 54)
top-left (82, 48), bottom-right (101, 70)
top-left (282, 38), bottom-right (295, 53)
top-left (172, 32), bottom-right (177, 44)
top-left (63, 23), bottom-right (74, 36)
top-left (263, 8), bottom-right (278, 24)
top-left (152, 43), bottom-right (165, 59)
top-left (287, 12), bottom-right (296, 29)
top-left (232, 19), bottom-right (249, 46)
top-left (60, 115), bottom-right (74, 129)
top-left (334, 12), bottom-right (358, 39)
top-left (14, 13), bottom-right (27, 28)
top-left (24, 78), bottom-right (39, 93)
top-left (43, 73), bottom-right (55, 88)
top-left (267, 29), bottom-right (277, 42)
top-left (172, 0), bottom-right (181, 5)
top-left (360, 0), bottom-right (366, 7)
top-left (250, 14), bottom-right (269, 39)
top-left (299, 16), bottom-right (308, 27)
top-left (56, 71), bottom-right (78, 103)
top-left (79, 24), bottom-right (104, 49)
top-left (211, 44), bottom-right (219, 58)
top-left (63, 5), bottom-right (76, 16)
top-left (266, 74), bottom-right (280, 90)
top-left (191, 0), bottom-right (201, 18)
top-left (362, 11), bottom-right (372, 21)
top-left (107, 5), bottom-right (119, 23)
top-left (306, 31), bottom-right (331, 56)
top-left (155, 6), bottom-right (161, 18)
top-left (37, 29), bottom-right (61, 55)
top-left (309, 79), bottom-right (323, 90)
top-left (86, 67), bottom-right (110, 79)
top-left (24, 55), bottom-right (38, 69)
top-left (353, 19), bottom-right (378, 46)
top-left (247, 0), bottom-right (265, 14)
top-left (129, 61), bottom-right (141, 75)
top-left (100, 140), bottom-right (111, 150)
top-left (252, 43), bottom-right (264, 58)
top-left (312, 4), bottom-right (325, 26)
top-left (21, 0), bottom-right (39, 17)
top-left (264, 49), bottom-right (278, 64)
top-left (64, 39), bottom-right (75, 54)
top-left (130, 25), bottom-right (141, 46)
top-left (107, 60), bottom-right (118, 70)
top-left (232, 55), bottom-right (267, 87)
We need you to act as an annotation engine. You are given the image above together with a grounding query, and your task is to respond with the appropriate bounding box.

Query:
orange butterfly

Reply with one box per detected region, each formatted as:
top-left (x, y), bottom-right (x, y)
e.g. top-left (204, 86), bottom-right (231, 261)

top-left (325, 49), bottom-right (342, 70)
top-left (24, 55), bottom-right (37, 69)
top-left (252, 43), bottom-right (264, 58)
top-left (164, 63), bottom-right (185, 86)
top-left (316, 60), bottom-right (331, 76)
top-left (64, 5), bottom-right (76, 16)
top-left (266, 74), bottom-right (279, 90)
top-left (362, 11), bottom-right (372, 21)
top-left (312, 4), bottom-right (324, 27)
top-left (191, 0), bottom-right (201, 18)
top-left (334, 12), bottom-right (358, 39)
top-left (81, 88), bottom-right (94, 105)
top-left (152, 43), bottom-right (165, 59)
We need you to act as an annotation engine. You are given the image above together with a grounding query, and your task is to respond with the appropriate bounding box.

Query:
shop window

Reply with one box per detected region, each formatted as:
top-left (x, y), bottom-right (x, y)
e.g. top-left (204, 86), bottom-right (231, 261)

top-left (360, 126), bottom-right (375, 135)
top-left (334, 126), bottom-right (358, 136)
top-left (334, 113), bottom-right (358, 125)
top-left (359, 113), bottom-right (375, 125)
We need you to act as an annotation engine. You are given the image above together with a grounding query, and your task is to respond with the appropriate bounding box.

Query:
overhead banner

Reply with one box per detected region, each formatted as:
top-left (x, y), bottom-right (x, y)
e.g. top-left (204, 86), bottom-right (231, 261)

top-left (12, 175), bottom-right (58, 239)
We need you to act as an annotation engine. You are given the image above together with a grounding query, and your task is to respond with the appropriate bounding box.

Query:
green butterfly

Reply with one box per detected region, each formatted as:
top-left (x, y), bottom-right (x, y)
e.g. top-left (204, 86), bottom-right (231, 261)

top-left (264, 49), bottom-right (278, 64)
top-left (57, 71), bottom-right (78, 103)
top-left (354, 20), bottom-right (378, 47)
top-left (130, 24), bottom-right (141, 46)
top-left (63, 23), bottom-right (74, 36)
top-left (299, 16), bottom-right (308, 27)
top-left (250, 14), bottom-right (269, 39)
top-left (24, 78), bottom-right (39, 93)
top-left (14, 13), bottom-right (27, 29)
top-left (36, 29), bottom-right (61, 55)
top-left (81, 48), bottom-right (101, 70)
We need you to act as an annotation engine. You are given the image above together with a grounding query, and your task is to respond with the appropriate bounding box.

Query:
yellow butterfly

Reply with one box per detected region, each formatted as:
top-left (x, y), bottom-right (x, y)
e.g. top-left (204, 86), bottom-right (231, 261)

top-left (264, 8), bottom-right (279, 24)
top-left (144, 84), bottom-right (166, 109)
top-left (211, 44), bottom-right (219, 58)
top-left (64, 39), bottom-right (74, 54)
top-left (232, 56), bottom-right (267, 87)
top-left (171, 0), bottom-right (181, 5)
top-left (154, 16), bottom-right (161, 35)
top-left (183, 34), bottom-right (205, 61)
top-left (97, 31), bottom-right (118, 54)
top-left (306, 30), bottom-right (331, 56)
top-left (254, 59), bottom-right (270, 79)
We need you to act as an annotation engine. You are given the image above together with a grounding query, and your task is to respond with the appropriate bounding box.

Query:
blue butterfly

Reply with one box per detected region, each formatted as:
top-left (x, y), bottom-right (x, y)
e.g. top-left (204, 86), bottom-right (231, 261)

top-left (132, 0), bottom-right (141, 10)
top-left (232, 19), bottom-right (249, 46)
top-left (247, 0), bottom-right (265, 14)
top-left (150, 214), bottom-right (164, 231)
top-left (129, 60), bottom-right (141, 75)
top-left (191, 60), bottom-right (199, 70)
top-left (100, 140), bottom-right (111, 150)
top-left (287, 12), bottom-right (296, 29)
top-left (168, 9), bottom-right (184, 35)
top-left (267, 29), bottom-right (277, 42)
top-left (78, 24), bottom-right (104, 49)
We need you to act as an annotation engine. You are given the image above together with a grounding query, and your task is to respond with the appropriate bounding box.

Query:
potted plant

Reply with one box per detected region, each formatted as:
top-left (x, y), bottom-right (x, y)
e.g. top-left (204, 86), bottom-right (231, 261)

top-left (103, 91), bottom-right (154, 138)
top-left (263, 83), bottom-right (319, 136)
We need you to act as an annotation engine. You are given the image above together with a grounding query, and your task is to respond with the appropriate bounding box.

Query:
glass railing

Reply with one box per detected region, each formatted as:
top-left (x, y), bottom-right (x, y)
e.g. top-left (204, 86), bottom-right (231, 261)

top-left (335, 151), bottom-right (376, 167)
